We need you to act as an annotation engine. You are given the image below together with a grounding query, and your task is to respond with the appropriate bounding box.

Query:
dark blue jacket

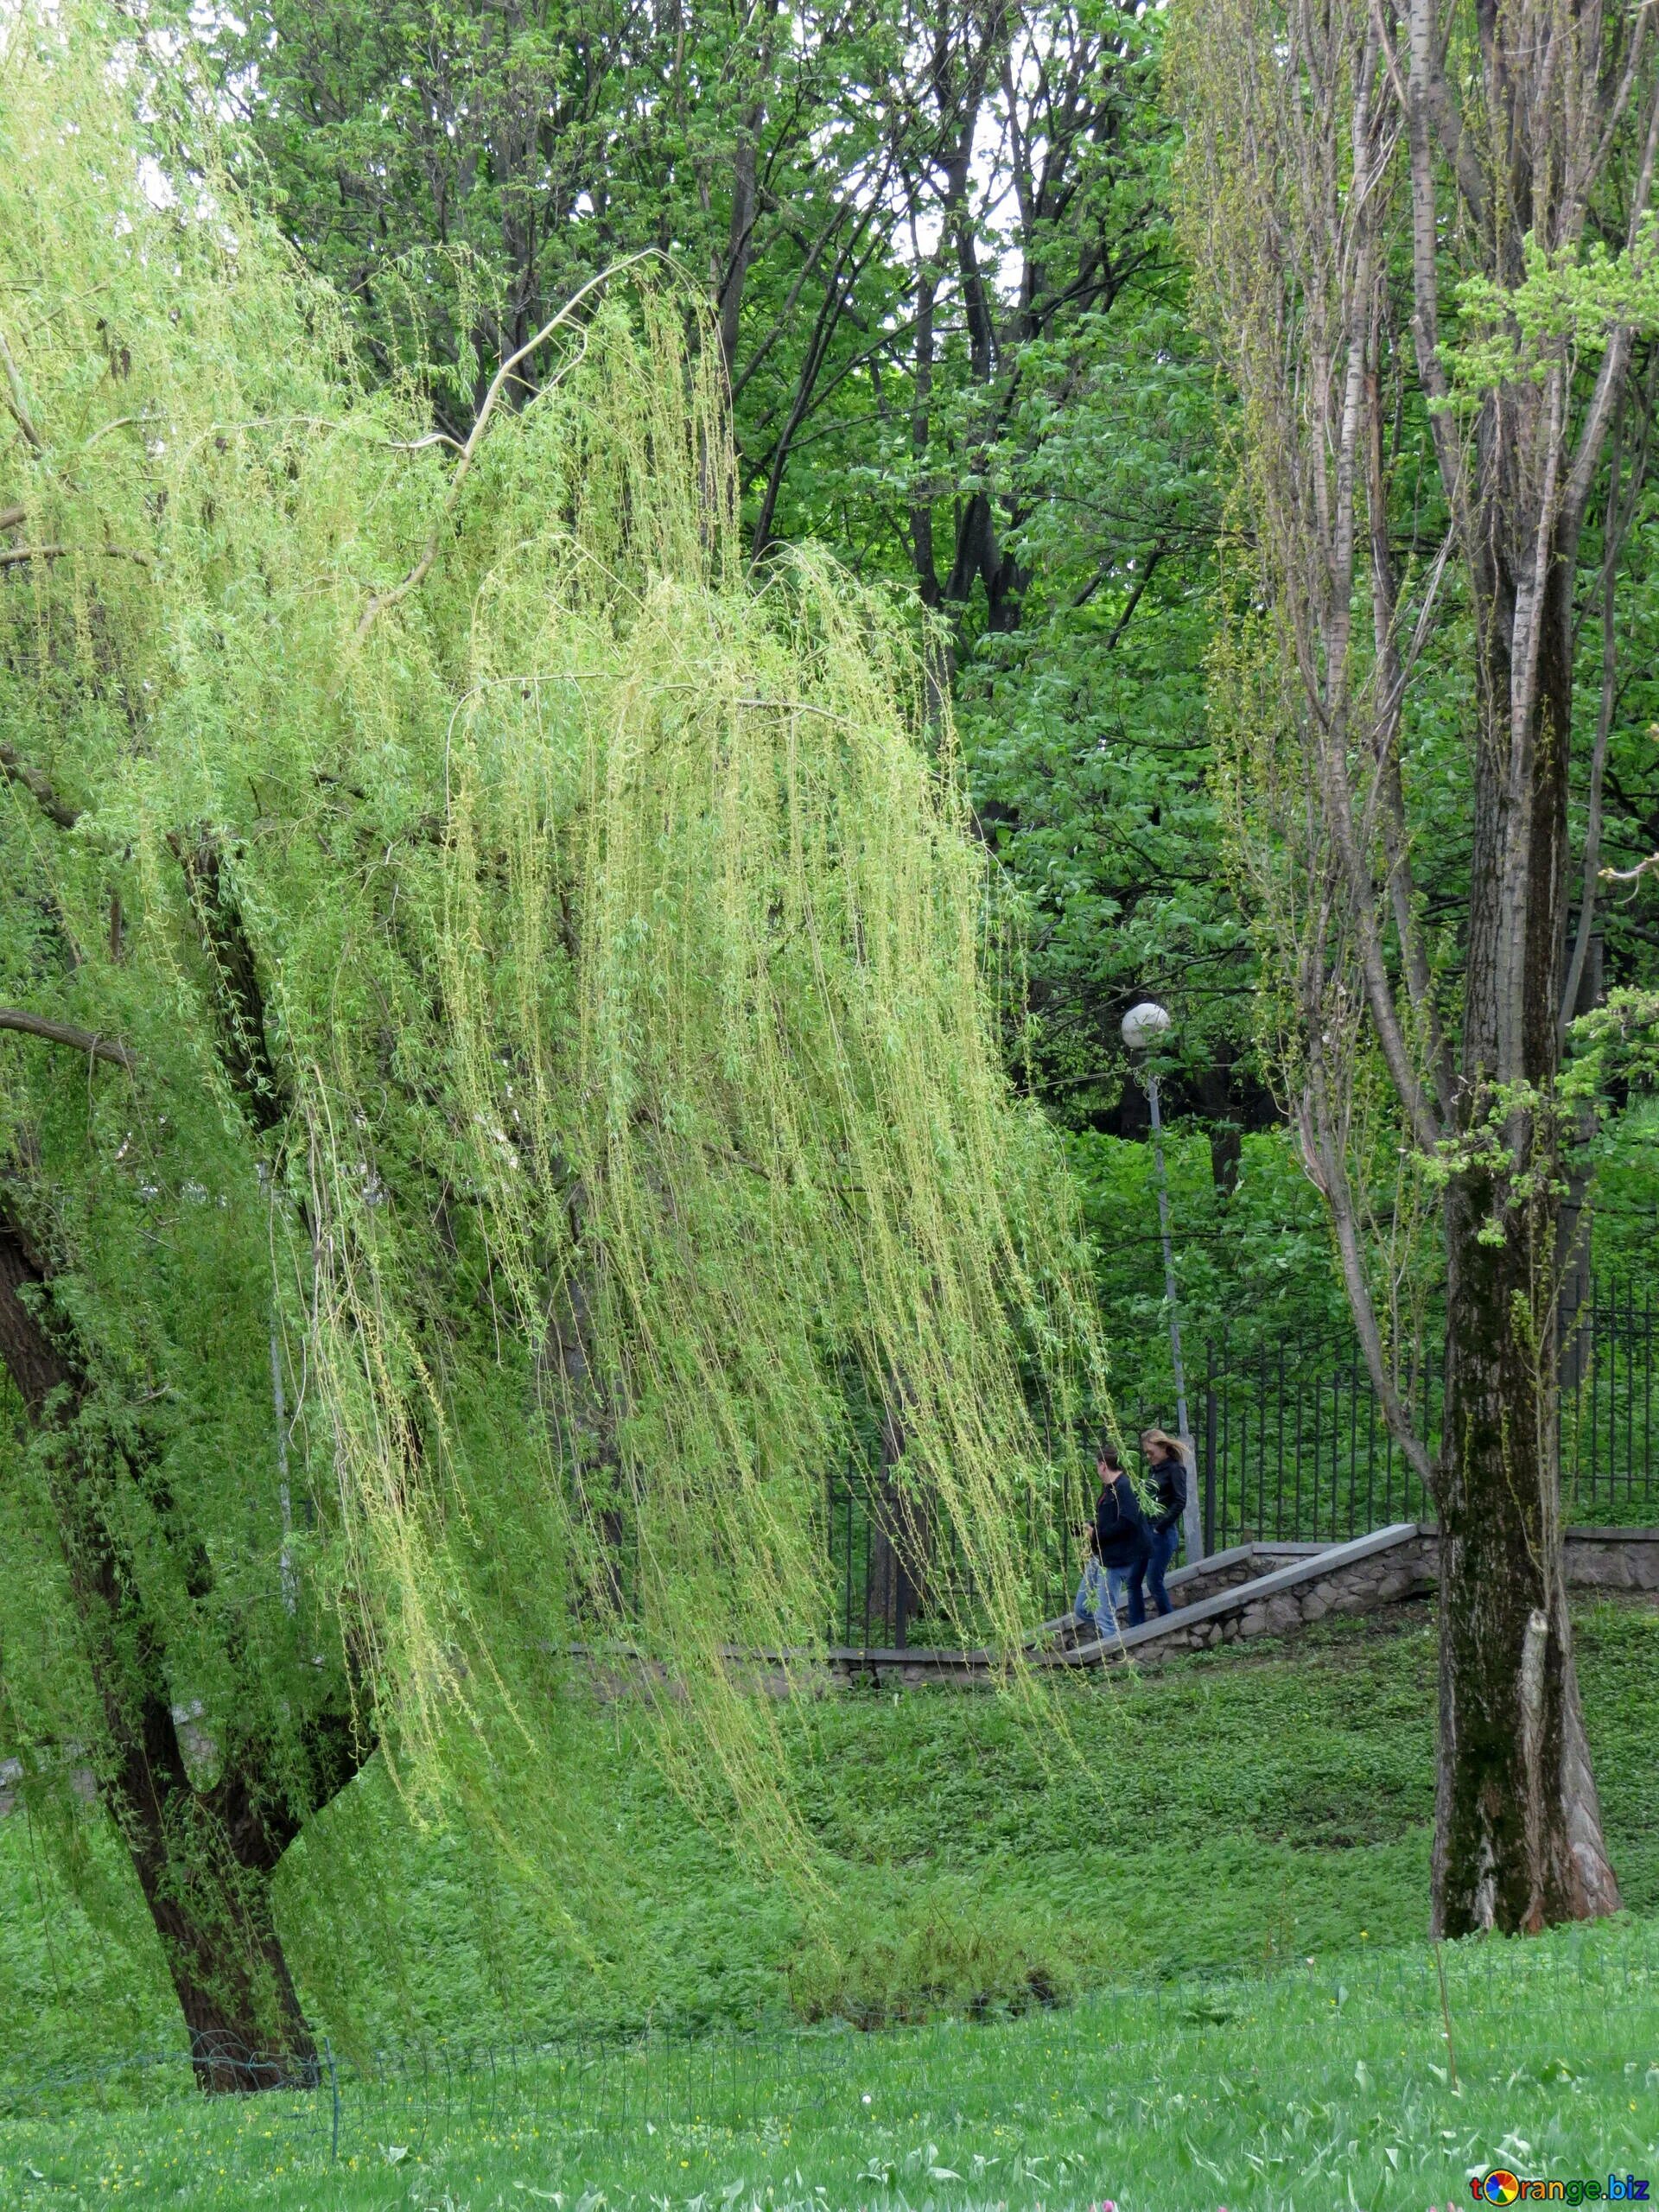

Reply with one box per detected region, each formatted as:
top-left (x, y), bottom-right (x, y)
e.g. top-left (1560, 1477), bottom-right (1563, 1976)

top-left (1147, 1452), bottom-right (1187, 1537)
top-left (1094, 1477), bottom-right (1151, 1569)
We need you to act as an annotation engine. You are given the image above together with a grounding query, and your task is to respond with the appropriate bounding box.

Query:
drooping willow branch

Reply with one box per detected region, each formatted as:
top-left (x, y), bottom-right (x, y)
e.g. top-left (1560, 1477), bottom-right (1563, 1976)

top-left (355, 251), bottom-right (661, 642)
top-left (0, 10), bottom-right (1109, 2014)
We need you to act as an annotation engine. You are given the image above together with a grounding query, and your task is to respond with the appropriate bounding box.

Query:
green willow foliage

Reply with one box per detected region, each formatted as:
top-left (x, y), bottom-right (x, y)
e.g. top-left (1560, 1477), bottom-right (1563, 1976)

top-left (0, 3), bottom-right (1107, 1919)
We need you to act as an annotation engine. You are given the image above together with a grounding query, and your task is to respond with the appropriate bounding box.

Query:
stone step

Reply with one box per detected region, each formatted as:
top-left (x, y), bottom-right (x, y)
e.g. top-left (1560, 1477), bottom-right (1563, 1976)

top-left (831, 1523), bottom-right (1659, 1685)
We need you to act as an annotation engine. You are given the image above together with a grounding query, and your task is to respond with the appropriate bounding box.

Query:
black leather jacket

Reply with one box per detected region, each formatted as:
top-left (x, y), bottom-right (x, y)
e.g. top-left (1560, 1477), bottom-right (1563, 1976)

top-left (1147, 1452), bottom-right (1187, 1536)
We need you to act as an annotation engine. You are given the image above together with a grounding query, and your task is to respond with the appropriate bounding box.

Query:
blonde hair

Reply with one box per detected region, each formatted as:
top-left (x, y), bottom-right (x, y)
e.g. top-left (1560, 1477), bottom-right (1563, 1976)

top-left (1141, 1427), bottom-right (1184, 1458)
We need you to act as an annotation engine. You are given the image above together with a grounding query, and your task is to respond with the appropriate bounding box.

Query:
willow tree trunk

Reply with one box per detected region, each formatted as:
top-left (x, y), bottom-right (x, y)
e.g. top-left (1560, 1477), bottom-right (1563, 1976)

top-left (866, 1389), bottom-right (932, 1648)
top-left (0, 1215), bottom-right (321, 2088)
top-left (99, 1694), bottom-right (320, 2092)
top-left (1431, 554), bottom-right (1620, 1936)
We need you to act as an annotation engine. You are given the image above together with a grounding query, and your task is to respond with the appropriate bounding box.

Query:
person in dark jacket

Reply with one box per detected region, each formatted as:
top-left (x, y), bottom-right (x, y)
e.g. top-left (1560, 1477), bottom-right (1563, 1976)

top-left (1092, 1444), bottom-right (1150, 1630)
top-left (1139, 1427), bottom-right (1188, 1617)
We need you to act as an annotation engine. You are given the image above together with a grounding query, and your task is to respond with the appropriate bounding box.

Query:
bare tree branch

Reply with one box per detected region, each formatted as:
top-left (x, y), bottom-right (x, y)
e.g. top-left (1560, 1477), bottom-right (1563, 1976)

top-left (0, 543), bottom-right (150, 569)
top-left (0, 327), bottom-right (43, 453)
top-left (0, 1008), bottom-right (134, 1068)
top-left (1563, 78), bottom-right (1659, 544)
top-left (1561, 384), bottom-right (1654, 1038)
top-left (0, 741), bottom-right (80, 829)
top-left (357, 254), bottom-right (658, 643)
top-left (1600, 852), bottom-right (1659, 884)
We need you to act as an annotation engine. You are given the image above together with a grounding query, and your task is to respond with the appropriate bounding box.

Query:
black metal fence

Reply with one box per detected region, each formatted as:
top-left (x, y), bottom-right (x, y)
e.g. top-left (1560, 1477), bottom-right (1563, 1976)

top-left (1560, 1273), bottom-right (1659, 1524)
top-left (1199, 1273), bottom-right (1659, 1554)
top-left (1197, 1329), bottom-right (1438, 1555)
top-left (829, 1273), bottom-right (1659, 1649)
top-left (823, 1474), bottom-right (1081, 1656)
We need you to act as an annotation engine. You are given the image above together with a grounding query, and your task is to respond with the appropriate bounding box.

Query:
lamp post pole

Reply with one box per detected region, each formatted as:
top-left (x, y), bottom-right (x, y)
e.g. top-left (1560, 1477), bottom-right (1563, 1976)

top-left (1122, 1001), bottom-right (1204, 1563)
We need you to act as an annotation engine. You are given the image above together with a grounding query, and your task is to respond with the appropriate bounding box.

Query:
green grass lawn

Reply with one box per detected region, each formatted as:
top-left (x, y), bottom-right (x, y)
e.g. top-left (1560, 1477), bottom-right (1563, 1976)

top-left (2, 1599), bottom-right (1657, 2205)
top-left (3, 1913), bottom-right (1656, 2209)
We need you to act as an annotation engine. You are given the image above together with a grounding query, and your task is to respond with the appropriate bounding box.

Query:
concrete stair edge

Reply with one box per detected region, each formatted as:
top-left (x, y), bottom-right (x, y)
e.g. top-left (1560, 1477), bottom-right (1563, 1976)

top-left (1046, 1521), bottom-right (1424, 1666)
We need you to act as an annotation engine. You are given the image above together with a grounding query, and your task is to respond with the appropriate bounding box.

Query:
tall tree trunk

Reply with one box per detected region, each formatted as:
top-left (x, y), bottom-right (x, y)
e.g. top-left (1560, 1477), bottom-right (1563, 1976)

top-left (111, 1749), bottom-right (319, 2091)
top-left (0, 1212), bottom-right (324, 2088)
top-left (1176, 0), bottom-right (1653, 1944)
top-left (1433, 550), bottom-right (1620, 1935)
top-left (1194, 1052), bottom-right (1243, 1194)
top-left (1434, 1182), bottom-right (1620, 1933)
top-left (866, 1388), bottom-right (930, 1648)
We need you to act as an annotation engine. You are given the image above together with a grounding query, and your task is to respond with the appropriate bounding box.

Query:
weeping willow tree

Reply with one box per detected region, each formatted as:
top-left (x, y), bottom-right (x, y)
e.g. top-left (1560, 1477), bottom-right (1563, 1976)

top-left (0, 3), bottom-right (1107, 2082)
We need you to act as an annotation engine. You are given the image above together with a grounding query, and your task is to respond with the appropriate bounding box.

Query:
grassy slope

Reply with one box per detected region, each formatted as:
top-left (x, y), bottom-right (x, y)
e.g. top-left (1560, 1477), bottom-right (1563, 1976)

top-left (3, 1598), bottom-right (1657, 2074)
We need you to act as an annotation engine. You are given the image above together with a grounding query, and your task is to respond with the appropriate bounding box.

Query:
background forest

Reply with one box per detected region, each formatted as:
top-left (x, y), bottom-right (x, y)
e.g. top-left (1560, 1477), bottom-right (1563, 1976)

top-left (195, 0), bottom-right (1659, 1362)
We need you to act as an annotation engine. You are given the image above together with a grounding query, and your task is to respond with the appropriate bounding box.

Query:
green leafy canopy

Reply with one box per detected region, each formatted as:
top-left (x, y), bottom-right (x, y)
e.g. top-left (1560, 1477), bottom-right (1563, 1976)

top-left (0, 2), bottom-right (1109, 1920)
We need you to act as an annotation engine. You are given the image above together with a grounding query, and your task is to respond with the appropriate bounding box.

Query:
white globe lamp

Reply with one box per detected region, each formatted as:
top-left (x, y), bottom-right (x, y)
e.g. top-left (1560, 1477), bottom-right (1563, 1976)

top-left (1122, 1000), bottom-right (1172, 1052)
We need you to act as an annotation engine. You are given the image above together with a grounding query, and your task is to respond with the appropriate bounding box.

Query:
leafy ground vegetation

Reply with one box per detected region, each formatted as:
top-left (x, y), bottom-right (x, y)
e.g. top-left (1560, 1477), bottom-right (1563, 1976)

top-left (3, 1914), bottom-right (1656, 2210)
top-left (3, 1603), bottom-right (1656, 2203)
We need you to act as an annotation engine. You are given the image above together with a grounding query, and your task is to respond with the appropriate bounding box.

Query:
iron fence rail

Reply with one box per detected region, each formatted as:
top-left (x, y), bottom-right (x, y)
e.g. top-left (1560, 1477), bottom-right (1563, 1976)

top-left (1198, 1332), bottom-right (1439, 1556)
top-left (1200, 1272), bottom-right (1659, 1554)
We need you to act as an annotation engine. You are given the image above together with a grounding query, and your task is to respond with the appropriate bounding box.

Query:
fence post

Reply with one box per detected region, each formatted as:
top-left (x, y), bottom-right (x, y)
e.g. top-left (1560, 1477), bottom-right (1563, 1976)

top-left (1204, 1349), bottom-right (1217, 1558)
top-left (324, 2036), bottom-right (340, 2162)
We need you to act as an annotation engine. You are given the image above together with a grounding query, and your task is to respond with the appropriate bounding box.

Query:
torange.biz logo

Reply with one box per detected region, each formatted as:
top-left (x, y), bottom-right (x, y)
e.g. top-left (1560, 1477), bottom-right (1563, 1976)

top-left (1472, 2175), bottom-right (1649, 2205)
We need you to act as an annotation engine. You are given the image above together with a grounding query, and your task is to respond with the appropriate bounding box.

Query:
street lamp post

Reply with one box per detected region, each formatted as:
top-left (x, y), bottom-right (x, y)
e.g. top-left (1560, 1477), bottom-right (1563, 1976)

top-left (1122, 1001), bottom-right (1204, 1563)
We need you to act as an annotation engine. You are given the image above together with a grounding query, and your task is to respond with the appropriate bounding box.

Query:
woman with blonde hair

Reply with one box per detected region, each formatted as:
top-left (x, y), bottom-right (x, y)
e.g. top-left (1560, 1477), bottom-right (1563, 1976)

top-left (1139, 1427), bottom-right (1188, 1618)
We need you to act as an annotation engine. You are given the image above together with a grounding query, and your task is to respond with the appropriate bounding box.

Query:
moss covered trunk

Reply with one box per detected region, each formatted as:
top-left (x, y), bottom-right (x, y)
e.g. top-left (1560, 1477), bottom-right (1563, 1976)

top-left (1432, 557), bottom-right (1620, 1938)
top-left (1433, 1181), bottom-right (1620, 1935)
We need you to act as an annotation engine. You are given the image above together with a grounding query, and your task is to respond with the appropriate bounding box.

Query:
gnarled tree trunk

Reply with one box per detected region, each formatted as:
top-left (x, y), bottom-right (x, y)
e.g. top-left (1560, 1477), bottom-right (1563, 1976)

top-left (1175, 0), bottom-right (1657, 1938)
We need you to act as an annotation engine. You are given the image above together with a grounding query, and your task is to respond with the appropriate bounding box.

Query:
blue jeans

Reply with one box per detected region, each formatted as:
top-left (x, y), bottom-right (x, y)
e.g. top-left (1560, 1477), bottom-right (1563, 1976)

top-left (1073, 1558), bottom-right (1116, 1639)
top-left (1119, 1555), bottom-right (1147, 1627)
top-left (1074, 1558), bottom-right (1147, 1634)
top-left (1146, 1524), bottom-right (1179, 1617)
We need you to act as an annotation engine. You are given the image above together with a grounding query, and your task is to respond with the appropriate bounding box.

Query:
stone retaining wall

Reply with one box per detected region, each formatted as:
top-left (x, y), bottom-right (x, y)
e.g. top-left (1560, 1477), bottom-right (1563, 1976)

top-left (1050, 1522), bottom-right (1659, 1669)
top-left (1039, 1522), bottom-right (1433, 1668)
top-left (1560, 1527), bottom-right (1659, 1591)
